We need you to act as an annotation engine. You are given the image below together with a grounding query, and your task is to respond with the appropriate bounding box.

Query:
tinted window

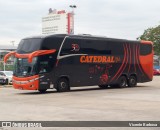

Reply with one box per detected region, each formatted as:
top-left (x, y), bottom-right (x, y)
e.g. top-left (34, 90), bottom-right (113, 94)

top-left (80, 39), bottom-right (111, 55)
top-left (38, 54), bottom-right (55, 73)
top-left (60, 37), bottom-right (124, 56)
top-left (108, 41), bottom-right (124, 55)
top-left (17, 39), bottom-right (42, 54)
top-left (41, 37), bottom-right (63, 51)
top-left (140, 44), bottom-right (152, 55)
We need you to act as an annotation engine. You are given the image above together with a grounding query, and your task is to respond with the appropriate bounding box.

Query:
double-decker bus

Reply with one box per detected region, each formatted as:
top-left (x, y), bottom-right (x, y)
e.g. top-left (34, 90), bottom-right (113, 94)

top-left (4, 34), bottom-right (153, 93)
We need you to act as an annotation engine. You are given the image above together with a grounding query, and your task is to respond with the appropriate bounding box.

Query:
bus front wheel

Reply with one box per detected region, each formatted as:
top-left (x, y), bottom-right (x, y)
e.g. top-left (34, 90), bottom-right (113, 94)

top-left (56, 78), bottom-right (70, 92)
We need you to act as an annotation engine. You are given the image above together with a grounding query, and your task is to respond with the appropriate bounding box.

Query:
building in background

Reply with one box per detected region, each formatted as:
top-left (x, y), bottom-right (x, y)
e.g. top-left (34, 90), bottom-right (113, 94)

top-left (0, 45), bottom-right (17, 71)
top-left (0, 45), bottom-right (17, 62)
top-left (42, 9), bottom-right (74, 35)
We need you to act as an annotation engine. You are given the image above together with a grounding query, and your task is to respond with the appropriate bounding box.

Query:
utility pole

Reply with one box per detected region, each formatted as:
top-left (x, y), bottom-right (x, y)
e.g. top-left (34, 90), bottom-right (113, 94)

top-left (4, 62), bottom-right (5, 71)
top-left (69, 5), bottom-right (77, 34)
top-left (11, 41), bottom-right (15, 46)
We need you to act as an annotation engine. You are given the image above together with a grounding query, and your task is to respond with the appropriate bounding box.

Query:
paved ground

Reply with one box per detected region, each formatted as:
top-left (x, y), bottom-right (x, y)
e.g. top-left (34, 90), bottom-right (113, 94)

top-left (0, 76), bottom-right (160, 130)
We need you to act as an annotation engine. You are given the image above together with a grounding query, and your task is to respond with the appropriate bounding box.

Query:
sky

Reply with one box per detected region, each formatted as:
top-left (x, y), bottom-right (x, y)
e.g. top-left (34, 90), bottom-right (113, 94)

top-left (0, 0), bottom-right (160, 46)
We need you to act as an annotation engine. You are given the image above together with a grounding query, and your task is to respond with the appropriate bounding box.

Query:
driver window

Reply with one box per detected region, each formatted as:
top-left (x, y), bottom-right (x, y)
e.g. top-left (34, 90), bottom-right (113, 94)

top-left (38, 55), bottom-right (54, 74)
top-left (39, 61), bottom-right (48, 73)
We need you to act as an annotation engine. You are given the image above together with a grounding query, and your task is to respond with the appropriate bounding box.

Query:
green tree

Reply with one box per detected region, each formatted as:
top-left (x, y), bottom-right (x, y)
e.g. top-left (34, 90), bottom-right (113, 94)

top-left (138, 25), bottom-right (160, 55)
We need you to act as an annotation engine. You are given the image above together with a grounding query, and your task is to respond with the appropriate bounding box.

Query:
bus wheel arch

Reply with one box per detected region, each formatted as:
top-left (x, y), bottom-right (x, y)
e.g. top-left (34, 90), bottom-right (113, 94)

top-left (56, 76), bottom-right (70, 92)
top-left (128, 74), bottom-right (137, 87)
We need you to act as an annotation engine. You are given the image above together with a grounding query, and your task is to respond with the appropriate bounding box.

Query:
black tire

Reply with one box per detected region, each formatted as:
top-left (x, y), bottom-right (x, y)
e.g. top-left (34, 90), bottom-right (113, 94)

top-left (99, 85), bottom-right (108, 89)
top-left (38, 89), bottom-right (47, 93)
top-left (57, 78), bottom-right (70, 92)
top-left (5, 79), bottom-right (9, 85)
top-left (118, 76), bottom-right (127, 88)
top-left (128, 75), bottom-right (137, 87)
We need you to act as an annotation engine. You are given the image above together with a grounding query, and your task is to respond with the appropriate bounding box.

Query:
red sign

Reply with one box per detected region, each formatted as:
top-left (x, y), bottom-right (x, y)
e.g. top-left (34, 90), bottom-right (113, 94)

top-left (57, 10), bottom-right (66, 14)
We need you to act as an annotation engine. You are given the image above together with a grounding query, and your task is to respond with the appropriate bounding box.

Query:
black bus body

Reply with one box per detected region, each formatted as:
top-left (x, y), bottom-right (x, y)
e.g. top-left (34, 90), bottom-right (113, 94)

top-left (4, 34), bottom-right (153, 92)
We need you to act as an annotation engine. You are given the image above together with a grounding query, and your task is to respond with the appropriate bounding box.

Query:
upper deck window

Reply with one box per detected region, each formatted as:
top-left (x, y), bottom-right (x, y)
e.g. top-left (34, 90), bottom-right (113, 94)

top-left (41, 37), bottom-right (63, 50)
top-left (140, 44), bottom-right (152, 55)
top-left (17, 38), bottom-right (42, 54)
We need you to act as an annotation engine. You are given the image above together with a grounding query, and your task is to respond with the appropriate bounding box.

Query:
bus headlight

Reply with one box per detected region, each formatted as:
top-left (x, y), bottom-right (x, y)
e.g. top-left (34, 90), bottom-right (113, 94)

top-left (29, 79), bottom-right (35, 82)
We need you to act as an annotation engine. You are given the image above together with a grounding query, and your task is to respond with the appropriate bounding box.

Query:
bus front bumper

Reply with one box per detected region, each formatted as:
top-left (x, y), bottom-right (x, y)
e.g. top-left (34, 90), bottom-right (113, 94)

top-left (12, 75), bottom-right (39, 90)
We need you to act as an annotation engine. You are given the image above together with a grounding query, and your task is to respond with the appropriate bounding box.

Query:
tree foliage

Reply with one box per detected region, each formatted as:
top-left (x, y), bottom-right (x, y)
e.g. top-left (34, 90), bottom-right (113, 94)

top-left (138, 25), bottom-right (160, 55)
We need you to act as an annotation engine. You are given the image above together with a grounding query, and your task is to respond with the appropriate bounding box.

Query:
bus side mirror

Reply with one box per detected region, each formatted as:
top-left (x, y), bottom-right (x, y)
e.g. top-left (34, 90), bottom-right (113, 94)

top-left (4, 51), bottom-right (16, 63)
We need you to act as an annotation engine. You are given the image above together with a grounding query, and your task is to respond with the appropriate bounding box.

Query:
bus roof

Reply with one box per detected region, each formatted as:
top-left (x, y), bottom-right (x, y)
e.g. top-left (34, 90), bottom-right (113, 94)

top-left (23, 34), bottom-right (139, 43)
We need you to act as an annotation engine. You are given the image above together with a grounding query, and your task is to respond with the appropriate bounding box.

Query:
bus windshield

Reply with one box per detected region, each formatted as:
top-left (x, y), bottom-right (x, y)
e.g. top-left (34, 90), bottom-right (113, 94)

top-left (13, 57), bottom-right (38, 77)
top-left (17, 38), bottom-right (42, 53)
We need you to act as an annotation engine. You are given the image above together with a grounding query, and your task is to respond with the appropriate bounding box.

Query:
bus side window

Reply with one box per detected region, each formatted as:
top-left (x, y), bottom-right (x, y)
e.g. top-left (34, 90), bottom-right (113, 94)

top-left (140, 44), bottom-right (152, 55)
top-left (80, 39), bottom-right (112, 55)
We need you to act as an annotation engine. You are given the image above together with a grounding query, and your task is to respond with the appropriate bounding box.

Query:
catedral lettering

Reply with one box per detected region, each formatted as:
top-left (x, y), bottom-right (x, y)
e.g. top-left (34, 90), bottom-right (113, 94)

top-left (4, 34), bottom-right (153, 93)
top-left (80, 56), bottom-right (117, 63)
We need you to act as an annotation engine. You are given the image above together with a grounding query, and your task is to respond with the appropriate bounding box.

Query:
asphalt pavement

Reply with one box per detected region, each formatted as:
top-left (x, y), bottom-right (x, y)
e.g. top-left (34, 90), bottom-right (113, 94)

top-left (0, 76), bottom-right (160, 130)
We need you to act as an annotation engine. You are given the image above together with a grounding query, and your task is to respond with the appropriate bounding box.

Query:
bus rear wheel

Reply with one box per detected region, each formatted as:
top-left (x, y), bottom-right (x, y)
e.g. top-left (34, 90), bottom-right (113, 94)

top-left (57, 78), bottom-right (70, 92)
top-left (128, 76), bottom-right (137, 87)
top-left (118, 76), bottom-right (127, 88)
